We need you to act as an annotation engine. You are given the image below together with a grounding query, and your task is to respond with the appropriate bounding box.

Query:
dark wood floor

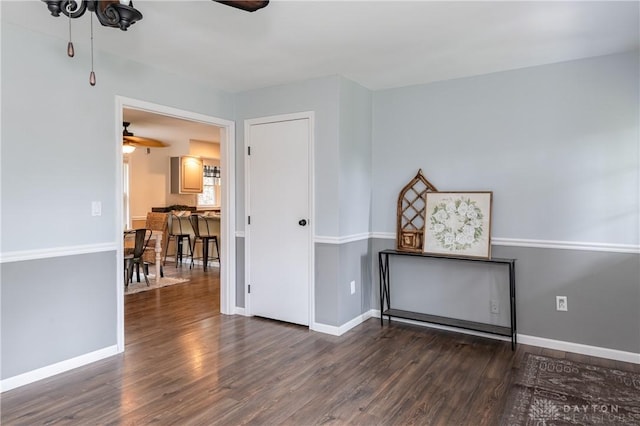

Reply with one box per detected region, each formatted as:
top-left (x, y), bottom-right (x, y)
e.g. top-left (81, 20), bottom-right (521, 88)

top-left (2, 265), bottom-right (639, 425)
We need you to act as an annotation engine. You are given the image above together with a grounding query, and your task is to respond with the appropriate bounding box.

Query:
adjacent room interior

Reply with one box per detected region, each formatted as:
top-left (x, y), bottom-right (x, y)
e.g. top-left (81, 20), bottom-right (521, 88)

top-left (121, 108), bottom-right (223, 300)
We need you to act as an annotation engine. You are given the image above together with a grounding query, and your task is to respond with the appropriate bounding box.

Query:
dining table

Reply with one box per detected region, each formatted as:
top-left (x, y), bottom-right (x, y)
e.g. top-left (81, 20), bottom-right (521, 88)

top-left (124, 229), bottom-right (163, 283)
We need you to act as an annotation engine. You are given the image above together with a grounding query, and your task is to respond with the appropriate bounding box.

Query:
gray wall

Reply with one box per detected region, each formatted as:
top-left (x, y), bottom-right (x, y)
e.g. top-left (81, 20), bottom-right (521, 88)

top-left (335, 78), bottom-right (374, 325)
top-left (1, 252), bottom-right (117, 378)
top-left (491, 245), bottom-right (640, 353)
top-left (1, 16), bottom-right (235, 380)
top-left (372, 51), bottom-right (639, 244)
top-left (235, 237), bottom-right (245, 308)
top-left (315, 243), bottom-right (340, 325)
top-left (337, 239), bottom-right (373, 325)
top-left (315, 239), bottom-right (373, 327)
top-left (338, 78), bottom-right (373, 237)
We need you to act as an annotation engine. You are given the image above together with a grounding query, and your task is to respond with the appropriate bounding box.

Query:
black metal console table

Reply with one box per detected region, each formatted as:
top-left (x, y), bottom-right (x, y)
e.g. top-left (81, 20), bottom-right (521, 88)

top-left (378, 249), bottom-right (517, 349)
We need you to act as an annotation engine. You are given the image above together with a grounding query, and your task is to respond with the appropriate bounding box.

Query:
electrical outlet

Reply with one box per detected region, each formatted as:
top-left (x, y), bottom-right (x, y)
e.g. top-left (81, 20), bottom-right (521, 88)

top-left (556, 296), bottom-right (568, 311)
top-left (350, 280), bottom-right (356, 295)
top-left (490, 299), bottom-right (500, 314)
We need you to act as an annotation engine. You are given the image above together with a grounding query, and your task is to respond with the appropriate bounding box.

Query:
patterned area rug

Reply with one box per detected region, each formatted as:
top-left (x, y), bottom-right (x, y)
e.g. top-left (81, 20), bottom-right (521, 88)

top-left (501, 353), bottom-right (640, 425)
top-left (125, 276), bottom-right (189, 294)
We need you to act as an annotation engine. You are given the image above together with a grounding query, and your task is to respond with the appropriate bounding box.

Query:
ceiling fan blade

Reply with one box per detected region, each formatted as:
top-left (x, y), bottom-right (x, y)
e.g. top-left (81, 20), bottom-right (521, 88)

top-left (214, 1), bottom-right (269, 12)
top-left (123, 135), bottom-right (169, 148)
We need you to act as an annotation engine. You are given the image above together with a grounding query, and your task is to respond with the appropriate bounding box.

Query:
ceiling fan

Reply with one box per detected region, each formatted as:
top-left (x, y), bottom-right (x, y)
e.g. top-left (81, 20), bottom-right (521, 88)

top-left (215, 1), bottom-right (269, 13)
top-left (43, 0), bottom-right (269, 30)
top-left (43, 0), bottom-right (269, 86)
top-left (122, 122), bottom-right (168, 154)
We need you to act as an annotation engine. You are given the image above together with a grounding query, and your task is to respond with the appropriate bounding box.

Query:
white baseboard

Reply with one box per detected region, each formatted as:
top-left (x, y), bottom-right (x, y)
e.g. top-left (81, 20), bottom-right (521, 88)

top-left (517, 334), bottom-right (640, 364)
top-left (0, 345), bottom-right (120, 393)
top-left (311, 310), bottom-right (377, 336)
top-left (235, 307), bottom-right (246, 316)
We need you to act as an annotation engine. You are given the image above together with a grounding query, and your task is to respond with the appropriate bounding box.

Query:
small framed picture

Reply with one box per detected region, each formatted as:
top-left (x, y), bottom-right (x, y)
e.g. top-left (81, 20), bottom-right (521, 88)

top-left (423, 191), bottom-right (492, 259)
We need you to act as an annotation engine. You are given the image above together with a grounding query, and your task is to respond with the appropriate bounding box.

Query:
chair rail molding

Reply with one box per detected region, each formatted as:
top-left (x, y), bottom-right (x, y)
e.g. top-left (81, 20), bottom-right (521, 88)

top-left (314, 233), bottom-right (370, 244)
top-left (370, 232), bottom-right (639, 254)
top-left (0, 242), bottom-right (117, 263)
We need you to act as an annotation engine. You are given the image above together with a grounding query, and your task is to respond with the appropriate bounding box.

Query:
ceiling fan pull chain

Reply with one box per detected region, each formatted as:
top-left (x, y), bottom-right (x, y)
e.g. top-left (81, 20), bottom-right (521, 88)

top-left (66, 2), bottom-right (74, 57)
top-left (89, 11), bottom-right (96, 86)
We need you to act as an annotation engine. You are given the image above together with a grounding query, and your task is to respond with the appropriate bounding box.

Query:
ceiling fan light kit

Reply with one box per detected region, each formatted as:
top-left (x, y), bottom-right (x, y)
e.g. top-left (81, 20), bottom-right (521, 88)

top-left (122, 142), bottom-right (136, 154)
top-left (122, 122), bottom-right (169, 155)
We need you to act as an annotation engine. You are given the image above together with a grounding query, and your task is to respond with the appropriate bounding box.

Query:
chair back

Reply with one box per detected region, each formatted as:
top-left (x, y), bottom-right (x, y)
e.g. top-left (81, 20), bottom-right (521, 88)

top-left (132, 228), bottom-right (152, 258)
top-left (189, 214), bottom-right (203, 238)
top-left (170, 211), bottom-right (193, 236)
top-left (146, 212), bottom-right (169, 261)
top-left (146, 212), bottom-right (168, 233)
top-left (191, 214), bottom-right (219, 237)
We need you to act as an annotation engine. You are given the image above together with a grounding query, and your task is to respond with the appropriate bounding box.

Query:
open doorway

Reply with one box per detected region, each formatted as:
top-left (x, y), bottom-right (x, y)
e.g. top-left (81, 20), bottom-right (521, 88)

top-left (122, 109), bottom-right (222, 229)
top-left (115, 97), bottom-right (236, 352)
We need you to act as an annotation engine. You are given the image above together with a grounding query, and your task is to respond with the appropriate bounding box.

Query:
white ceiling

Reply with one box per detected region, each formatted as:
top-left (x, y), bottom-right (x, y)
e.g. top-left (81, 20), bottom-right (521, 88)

top-left (4, 1), bottom-right (639, 92)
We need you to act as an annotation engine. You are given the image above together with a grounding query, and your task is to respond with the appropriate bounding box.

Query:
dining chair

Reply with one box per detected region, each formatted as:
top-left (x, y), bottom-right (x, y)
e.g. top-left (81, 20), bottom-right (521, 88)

top-left (142, 212), bottom-right (168, 277)
top-left (189, 214), bottom-right (220, 272)
top-left (166, 211), bottom-right (193, 266)
top-left (123, 230), bottom-right (135, 285)
top-left (125, 228), bottom-right (153, 287)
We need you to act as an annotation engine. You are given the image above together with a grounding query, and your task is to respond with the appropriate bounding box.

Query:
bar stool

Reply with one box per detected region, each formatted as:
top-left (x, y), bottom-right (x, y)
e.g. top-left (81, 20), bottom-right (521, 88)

top-left (166, 212), bottom-right (193, 267)
top-left (189, 214), bottom-right (220, 272)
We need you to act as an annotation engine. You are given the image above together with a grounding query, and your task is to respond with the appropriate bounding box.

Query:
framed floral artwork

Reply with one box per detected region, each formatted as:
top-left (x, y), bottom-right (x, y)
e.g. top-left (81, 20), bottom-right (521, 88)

top-left (423, 191), bottom-right (493, 259)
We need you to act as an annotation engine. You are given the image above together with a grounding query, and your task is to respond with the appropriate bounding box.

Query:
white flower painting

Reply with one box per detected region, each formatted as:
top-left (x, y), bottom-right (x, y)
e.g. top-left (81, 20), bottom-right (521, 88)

top-left (423, 192), bottom-right (492, 258)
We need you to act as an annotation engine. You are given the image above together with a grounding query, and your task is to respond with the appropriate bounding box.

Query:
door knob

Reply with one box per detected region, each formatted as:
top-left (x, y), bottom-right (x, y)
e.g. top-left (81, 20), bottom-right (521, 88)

top-left (298, 219), bottom-right (307, 226)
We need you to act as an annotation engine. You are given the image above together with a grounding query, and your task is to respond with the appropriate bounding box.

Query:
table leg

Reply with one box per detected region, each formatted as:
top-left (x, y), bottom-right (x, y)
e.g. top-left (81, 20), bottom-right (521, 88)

top-left (176, 237), bottom-right (183, 265)
top-left (155, 232), bottom-right (162, 282)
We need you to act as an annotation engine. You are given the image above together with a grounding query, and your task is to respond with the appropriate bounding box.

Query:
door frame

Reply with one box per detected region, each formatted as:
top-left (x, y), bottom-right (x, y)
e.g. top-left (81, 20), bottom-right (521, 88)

top-left (244, 111), bottom-right (315, 326)
top-left (115, 96), bottom-right (236, 352)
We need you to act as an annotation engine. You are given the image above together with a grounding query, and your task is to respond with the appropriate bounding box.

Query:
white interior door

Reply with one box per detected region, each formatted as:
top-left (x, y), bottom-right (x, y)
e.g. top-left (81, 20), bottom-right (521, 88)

top-left (246, 115), bottom-right (311, 326)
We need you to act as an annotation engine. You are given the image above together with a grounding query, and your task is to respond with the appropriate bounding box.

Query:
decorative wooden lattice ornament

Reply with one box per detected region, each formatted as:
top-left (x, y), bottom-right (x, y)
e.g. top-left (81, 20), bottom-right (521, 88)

top-left (396, 169), bottom-right (438, 252)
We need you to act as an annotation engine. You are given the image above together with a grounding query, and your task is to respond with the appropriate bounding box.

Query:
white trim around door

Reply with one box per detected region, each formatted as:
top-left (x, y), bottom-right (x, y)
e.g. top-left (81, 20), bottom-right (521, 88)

top-left (114, 96), bottom-right (236, 352)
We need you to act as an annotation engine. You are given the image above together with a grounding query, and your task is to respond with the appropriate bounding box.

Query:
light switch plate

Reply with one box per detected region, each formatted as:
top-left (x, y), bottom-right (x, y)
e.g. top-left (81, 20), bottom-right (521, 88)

top-left (91, 201), bottom-right (102, 217)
